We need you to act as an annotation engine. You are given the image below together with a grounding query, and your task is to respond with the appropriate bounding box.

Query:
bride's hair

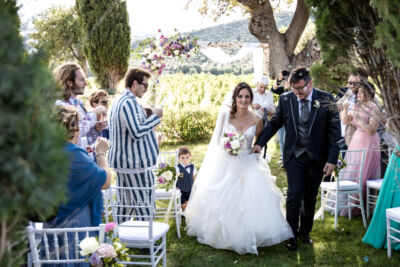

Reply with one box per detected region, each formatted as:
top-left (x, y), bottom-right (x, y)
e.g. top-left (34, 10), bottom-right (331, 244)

top-left (230, 82), bottom-right (253, 118)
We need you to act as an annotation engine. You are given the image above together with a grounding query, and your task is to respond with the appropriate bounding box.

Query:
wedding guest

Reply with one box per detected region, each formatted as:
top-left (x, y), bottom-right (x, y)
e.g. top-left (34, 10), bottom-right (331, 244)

top-left (108, 68), bottom-right (162, 221)
top-left (176, 146), bottom-right (197, 212)
top-left (252, 76), bottom-right (275, 159)
top-left (253, 67), bottom-right (341, 251)
top-left (41, 106), bottom-right (112, 266)
top-left (363, 145), bottom-right (400, 250)
top-left (340, 80), bottom-right (381, 215)
top-left (336, 68), bottom-right (369, 152)
top-left (51, 105), bottom-right (112, 227)
top-left (271, 70), bottom-right (290, 165)
top-left (89, 89), bottom-right (110, 140)
top-left (54, 62), bottom-right (107, 148)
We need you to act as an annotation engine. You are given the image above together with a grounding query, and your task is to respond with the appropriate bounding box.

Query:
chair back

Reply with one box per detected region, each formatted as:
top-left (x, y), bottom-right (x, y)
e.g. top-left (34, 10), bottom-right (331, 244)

top-left (337, 149), bottom-right (366, 188)
top-left (108, 185), bottom-right (156, 239)
top-left (27, 224), bottom-right (105, 266)
top-left (158, 150), bottom-right (178, 168)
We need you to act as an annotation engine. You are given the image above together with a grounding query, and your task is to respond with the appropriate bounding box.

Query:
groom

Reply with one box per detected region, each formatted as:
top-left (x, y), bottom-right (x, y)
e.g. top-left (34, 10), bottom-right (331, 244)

top-left (252, 67), bottom-right (341, 250)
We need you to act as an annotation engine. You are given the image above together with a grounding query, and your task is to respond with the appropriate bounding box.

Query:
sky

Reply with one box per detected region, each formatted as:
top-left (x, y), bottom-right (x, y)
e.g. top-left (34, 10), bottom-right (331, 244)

top-left (17, 0), bottom-right (248, 39)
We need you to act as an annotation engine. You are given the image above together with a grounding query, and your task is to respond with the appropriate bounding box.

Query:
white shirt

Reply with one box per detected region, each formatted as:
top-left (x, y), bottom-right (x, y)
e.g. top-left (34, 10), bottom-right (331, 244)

top-left (253, 89), bottom-right (275, 118)
top-left (176, 163), bottom-right (198, 175)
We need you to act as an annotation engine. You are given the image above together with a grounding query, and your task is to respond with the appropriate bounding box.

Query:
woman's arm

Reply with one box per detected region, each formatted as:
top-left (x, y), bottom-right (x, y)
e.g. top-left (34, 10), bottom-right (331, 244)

top-left (356, 104), bottom-right (380, 136)
top-left (340, 102), bottom-right (353, 125)
top-left (94, 137), bottom-right (112, 189)
top-left (95, 153), bottom-right (112, 189)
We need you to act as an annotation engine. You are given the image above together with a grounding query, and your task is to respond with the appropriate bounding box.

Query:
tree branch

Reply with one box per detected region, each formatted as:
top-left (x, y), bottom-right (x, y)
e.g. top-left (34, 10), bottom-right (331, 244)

top-left (284, 0), bottom-right (310, 55)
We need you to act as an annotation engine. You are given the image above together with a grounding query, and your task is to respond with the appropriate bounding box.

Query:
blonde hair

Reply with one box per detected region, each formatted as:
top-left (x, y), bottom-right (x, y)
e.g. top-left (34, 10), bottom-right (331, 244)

top-left (57, 105), bottom-right (79, 140)
top-left (54, 62), bottom-right (81, 101)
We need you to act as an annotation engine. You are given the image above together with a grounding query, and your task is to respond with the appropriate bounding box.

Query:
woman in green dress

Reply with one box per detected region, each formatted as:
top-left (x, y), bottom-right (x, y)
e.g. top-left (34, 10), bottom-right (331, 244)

top-left (363, 144), bottom-right (400, 249)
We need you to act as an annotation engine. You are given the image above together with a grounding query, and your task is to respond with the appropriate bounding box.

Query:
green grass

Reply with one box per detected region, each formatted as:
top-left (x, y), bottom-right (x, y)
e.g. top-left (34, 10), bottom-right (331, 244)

top-left (158, 139), bottom-right (400, 266)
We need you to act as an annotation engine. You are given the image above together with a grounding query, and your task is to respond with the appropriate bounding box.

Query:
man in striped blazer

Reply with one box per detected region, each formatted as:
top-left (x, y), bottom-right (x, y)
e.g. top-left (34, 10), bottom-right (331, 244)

top-left (108, 68), bottom-right (163, 221)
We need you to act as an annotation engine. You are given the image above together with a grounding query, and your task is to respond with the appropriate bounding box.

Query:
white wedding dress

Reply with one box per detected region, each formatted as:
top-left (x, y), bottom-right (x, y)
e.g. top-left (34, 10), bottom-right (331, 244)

top-left (184, 109), bottom-right (293, 255)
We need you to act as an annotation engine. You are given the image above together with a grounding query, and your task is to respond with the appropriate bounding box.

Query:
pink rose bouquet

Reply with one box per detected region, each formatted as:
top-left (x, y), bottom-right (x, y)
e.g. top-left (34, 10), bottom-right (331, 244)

top-left (80, 222), bottom-right (129, 266)
top-left (222, 131), bottom-right (246, 156)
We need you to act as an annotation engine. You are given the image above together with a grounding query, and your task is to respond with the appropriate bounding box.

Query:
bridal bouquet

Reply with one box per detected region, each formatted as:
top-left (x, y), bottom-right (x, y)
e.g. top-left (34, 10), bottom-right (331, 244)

top-left (154, 162), bottom-right (180, 191)
top-left (222, 131), bottom-right (246, 156)
top-left (79, 222), bottom-right (129, 266)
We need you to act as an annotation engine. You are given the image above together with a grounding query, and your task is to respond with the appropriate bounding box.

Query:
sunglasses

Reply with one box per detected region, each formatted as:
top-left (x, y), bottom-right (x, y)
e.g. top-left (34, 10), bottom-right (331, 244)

top-left (140, 83), bottom-right (149, 89)
top-left (99, 100), bottom-right (109, 105)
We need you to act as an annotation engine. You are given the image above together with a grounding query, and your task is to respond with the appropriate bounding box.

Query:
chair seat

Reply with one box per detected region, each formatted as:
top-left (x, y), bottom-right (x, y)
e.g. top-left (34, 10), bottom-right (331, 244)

top-left (321, 181), bottom-right (359, 191)
top-left (386, 207), bottom-right (400, 221)
top-left (155, 188), bottom-right (181, 198)
top-left (366, 179), bottom-right (383, 190)
top-left (119, 221), bottom-right (169, 243)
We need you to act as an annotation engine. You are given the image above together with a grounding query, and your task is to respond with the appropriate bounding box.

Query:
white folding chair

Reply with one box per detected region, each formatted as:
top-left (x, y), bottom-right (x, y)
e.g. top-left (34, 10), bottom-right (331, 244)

top-left (321, 149), bottom-right (367, 230)
top-left (27, 224), bottom-right (105, 267)
top-left (108, 186), bottom-right (169, 267)
top-left (154, 150), bottom-right (182, 238)
top-left (386, 207), bottom-right (400, 258)
top-left (366, 147), bottom-right (394, 218)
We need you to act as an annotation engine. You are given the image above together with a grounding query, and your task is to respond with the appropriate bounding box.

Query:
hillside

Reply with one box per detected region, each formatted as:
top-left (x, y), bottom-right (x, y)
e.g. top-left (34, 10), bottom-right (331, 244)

top-left (189, 11), bottom-right (294, 42)
top-left (132, 12), bottom-right (295, 75)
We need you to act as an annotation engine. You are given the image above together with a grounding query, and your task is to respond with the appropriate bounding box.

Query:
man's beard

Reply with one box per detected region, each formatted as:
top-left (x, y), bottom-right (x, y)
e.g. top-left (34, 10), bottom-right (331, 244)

top-left (71, 86), bottom-right (84, 95)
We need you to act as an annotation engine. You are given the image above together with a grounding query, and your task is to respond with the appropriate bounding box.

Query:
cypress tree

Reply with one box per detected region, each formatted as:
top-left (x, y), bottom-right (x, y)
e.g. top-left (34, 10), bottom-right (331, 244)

top-left (0, 0), bottom-right (69, 265)
top-left (76, 0), bottom-right (131, 94)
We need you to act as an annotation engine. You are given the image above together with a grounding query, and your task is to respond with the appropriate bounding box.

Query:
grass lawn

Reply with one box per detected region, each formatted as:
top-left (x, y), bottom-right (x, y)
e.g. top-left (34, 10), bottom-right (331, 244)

top-left (159, 139), bottom-right (400, 267)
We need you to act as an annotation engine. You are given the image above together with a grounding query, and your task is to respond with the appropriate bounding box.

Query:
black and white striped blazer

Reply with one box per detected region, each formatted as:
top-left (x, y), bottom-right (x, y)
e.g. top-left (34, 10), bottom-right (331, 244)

top-left (108, 89), bottom-right (160, 171)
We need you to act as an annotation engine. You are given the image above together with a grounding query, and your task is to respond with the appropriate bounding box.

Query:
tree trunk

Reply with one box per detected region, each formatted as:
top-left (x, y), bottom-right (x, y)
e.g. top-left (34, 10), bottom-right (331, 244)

top-left (240, 0), bottom-right (319, 78)
top-left (107, 68), bottom-right (122, 94)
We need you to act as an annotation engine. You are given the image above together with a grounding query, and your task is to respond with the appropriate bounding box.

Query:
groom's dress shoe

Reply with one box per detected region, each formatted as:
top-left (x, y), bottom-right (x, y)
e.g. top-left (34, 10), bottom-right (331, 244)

top-left (301, 235), bottom-right (313, 245)
top-left (286, 238), bottom-right (297, 251)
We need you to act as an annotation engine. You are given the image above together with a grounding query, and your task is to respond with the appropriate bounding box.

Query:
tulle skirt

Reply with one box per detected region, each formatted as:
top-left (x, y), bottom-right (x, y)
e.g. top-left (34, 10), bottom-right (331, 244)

top-left (184, 150), bottom-right (293, 255)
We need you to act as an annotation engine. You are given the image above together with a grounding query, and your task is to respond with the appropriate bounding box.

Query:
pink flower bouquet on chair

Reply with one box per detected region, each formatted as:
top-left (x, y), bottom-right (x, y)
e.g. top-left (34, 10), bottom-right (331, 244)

top-left (222, 131), bottom-right (246, 156)
top-left (79, 222), bottom-right (129, 266)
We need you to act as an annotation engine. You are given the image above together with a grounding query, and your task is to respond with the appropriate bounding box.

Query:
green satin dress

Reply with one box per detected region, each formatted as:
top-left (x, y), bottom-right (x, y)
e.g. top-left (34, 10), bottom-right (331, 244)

top-left (363, 145), bottom-right (400, 249)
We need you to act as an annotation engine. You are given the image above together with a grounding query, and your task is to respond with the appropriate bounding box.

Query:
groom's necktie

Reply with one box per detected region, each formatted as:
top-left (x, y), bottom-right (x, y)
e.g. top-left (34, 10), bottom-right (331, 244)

top-left (300, 99), bottom-right (309, 124)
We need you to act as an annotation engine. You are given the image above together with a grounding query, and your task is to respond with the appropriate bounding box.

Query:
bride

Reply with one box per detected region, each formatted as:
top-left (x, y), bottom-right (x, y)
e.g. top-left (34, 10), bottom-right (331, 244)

top-left (184, 82), bottom-right (293, 255)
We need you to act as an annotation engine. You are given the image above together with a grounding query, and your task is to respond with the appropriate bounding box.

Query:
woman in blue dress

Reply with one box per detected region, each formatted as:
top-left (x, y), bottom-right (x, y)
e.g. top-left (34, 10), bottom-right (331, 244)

top-left (363, 144), bottom-right (400, 250)
top-left (41, 105), bottom-right (112, 266)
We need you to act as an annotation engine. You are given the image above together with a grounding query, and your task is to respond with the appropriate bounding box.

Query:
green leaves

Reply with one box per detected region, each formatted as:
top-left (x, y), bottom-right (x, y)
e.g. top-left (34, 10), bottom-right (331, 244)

top-left (0, 1), bottom-right (69, 265)
top-left (76, 0), bottom-right (130, 94)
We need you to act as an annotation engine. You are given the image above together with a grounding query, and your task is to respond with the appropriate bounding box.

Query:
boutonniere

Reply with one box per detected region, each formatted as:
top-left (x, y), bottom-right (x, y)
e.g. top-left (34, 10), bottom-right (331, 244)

top-left (314, 100), bottom-right (320, 108)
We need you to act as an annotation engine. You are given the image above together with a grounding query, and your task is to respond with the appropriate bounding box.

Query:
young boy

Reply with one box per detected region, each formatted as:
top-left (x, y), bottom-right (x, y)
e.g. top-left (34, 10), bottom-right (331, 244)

top-left (176, 146), bottom-right (197, 211)
top-left (89, 89), bottom-right (109, 139)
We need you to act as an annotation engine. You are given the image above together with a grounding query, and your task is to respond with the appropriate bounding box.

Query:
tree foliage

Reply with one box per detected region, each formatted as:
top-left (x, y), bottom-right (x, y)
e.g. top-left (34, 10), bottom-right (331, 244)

top-left (307, 0), bottom-right (400, 142)
top-left (0, 1), bottom-right (69, 265)
top-left (30, 6), bottom-right (87, 74)
top-left (76, 0), bottom-right (130, 94)
top-left (191, 0), bottom-right (318, 78)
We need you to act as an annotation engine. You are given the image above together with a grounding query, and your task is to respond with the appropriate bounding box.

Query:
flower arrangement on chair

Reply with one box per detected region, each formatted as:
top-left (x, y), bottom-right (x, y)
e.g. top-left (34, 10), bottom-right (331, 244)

top-left (79, 222), bottom-right (130, 266)
top-left (333, 154), bottom-right (347, 180)
top-left (154, 162), bottom-right (181, 191)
